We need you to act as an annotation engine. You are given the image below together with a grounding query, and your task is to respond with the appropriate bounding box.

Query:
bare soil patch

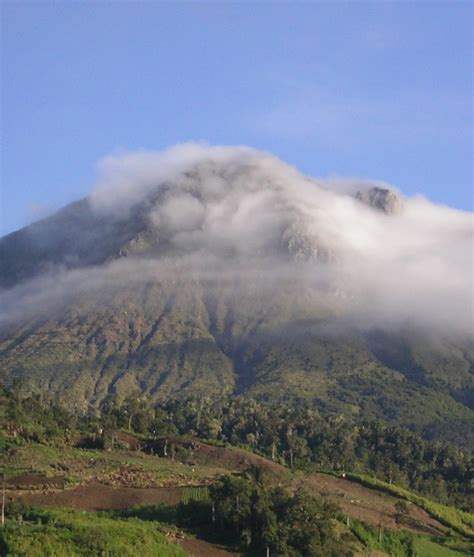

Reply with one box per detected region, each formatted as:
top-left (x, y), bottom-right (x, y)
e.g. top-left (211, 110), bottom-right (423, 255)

top-left (113, 431), bottom-right (144, 451)
top-left (179, 538), bottom-right (237, 557)
top-left (6, 474), bottom-right (65, 490)
top-left (303, 473), bottom-right (447, 537)
top-left (157, 438), bottom-right (285, 476)
top-left (13, 481), bottom-right (184, 510)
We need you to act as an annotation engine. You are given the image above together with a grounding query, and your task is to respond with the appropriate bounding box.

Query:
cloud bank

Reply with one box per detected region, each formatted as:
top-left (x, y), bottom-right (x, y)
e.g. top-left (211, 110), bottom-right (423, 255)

top-left (1, 143), bottom-right (472, 336)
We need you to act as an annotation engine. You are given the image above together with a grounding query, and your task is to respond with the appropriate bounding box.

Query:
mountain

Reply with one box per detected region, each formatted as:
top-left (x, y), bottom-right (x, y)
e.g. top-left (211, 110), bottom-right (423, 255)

top-left (0, 145), bottom-right (472, 446)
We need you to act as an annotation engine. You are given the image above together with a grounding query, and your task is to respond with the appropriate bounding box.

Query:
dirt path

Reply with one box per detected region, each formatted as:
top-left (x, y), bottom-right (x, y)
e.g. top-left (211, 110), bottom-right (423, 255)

top-left (302, 473), bottom-right (448, 537)
top-left (11, 481), bottom-right (184, 510)
top-left (179, 538), bottom-right (237, 557)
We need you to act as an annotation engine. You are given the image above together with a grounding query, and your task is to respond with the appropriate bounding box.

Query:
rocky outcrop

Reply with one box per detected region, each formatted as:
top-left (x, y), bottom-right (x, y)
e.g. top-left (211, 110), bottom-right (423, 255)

top-left (356, 187), bottom-right (403, 214)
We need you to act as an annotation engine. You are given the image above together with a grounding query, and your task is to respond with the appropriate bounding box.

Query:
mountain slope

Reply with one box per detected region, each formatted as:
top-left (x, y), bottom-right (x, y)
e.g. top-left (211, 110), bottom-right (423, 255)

top-left (1, 275), bottom-right (472, 446)
top-left (0, 146), bottom-right (472, 446)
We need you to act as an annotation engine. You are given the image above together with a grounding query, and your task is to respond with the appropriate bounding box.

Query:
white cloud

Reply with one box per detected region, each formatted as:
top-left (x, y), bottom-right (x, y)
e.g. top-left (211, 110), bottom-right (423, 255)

top-left (1, 144), bottom-right (472, 336)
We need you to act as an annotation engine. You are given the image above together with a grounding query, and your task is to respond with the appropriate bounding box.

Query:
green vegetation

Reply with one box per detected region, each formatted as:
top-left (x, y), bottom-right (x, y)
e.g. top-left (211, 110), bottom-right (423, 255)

top-left (348, 518), bottom-right (415, 556)
top-left (1, 385), bottom-right (473, 556)
top-left (181, 486), bottom-right (210, 504)
top-left (0, 506), bottom-right (186, 557)
top-left (108, 394), bottom-right (473, 511)
top-left (208, 468), bottom-right (353, 556)
top-left (412, 537), bottom-right (472, 557)
top-left (1, 386), bottom-right (472, 511)
top-left (0, 438), bottom-right (225, 488)
top-left (346, 521), bottom-right (471, 557)
top-left (1, 269), bottom-right (473, 455)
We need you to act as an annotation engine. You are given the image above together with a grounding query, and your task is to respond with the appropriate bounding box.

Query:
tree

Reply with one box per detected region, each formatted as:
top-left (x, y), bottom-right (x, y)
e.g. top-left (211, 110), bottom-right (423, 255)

top-left (1, 473), bottom-right (5, 528)
top-left (122, 390), bottom-right (142, 432)
top-left (394, 500), bottom-right (409, 523)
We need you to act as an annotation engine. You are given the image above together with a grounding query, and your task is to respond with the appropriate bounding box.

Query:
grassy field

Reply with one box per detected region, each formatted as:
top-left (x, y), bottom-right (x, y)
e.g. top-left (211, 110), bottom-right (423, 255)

top-left (347, 519), bottom-right (472, 557)
top-left (0, 507), bottom-right (187, 557)
top-left (412, 537), bottom-right (473, 557)
top-left (0, 438), bottom-right (227, 488)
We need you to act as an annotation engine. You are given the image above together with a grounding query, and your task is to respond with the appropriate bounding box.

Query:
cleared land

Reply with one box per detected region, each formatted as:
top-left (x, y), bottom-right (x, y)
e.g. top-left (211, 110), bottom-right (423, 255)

top-left (3, 435), bottom-right (454, 538)
top-left (3, 434), bottom-right (473, 556)
top-left (302, 473), bottom-right (447, 537)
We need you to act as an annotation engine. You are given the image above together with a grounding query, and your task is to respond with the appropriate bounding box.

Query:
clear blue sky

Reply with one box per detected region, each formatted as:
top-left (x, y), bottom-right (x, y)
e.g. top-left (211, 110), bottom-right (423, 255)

top-left (1, 1), bottom-right (472, 235)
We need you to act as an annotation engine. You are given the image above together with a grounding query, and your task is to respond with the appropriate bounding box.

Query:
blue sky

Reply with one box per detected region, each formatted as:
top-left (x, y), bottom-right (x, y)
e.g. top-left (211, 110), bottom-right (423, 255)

top-left (1, 1), bottom-right (472, 235)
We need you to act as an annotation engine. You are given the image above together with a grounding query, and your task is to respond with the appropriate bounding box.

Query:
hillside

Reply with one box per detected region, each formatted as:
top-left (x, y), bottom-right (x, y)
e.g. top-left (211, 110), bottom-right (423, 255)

top-left (1, 386), bottom-right (473, 556)
top-left (2, 432), bottom-right (473, 556)
top-left (0, 294), bottom-right (473, 445)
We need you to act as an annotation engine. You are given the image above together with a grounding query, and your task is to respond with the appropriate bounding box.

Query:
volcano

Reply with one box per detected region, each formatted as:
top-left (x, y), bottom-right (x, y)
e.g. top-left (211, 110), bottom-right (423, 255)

top-left (1, 145), bottom-right (472, 446)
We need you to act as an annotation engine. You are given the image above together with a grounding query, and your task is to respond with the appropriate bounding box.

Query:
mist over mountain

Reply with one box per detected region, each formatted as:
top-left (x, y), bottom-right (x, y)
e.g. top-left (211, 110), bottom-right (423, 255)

top-left (1, 144), bottom-right (472, 333)
top-left (0, 144), bottom-right (473, 444)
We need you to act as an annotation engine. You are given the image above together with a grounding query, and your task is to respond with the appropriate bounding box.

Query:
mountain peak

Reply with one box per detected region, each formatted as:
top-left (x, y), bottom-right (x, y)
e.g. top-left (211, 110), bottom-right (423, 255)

top-left (0, 145), bottom-right (471, 337)
top-left (355, 186), bottom-right (403, 214)
top-left (0, 145), bottom-right (472, 434)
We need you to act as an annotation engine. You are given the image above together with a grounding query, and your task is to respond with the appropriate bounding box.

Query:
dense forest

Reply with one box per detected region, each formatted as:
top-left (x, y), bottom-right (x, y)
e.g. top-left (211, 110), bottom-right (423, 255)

top-left (1, 386), bottom-right (472, 512)
top-left (209, 469), bottom-right (352, 556)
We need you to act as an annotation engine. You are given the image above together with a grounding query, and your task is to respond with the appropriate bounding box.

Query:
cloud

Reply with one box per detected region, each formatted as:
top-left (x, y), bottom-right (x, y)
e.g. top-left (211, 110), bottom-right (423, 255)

top-left (0, 143), bottom-right (472, 337)
top-left (90, 143), bottom-right (257, 216)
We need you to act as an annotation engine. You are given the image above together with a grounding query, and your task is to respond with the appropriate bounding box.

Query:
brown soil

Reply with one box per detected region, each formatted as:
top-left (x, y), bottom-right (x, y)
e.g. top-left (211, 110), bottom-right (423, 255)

top-left (160, 438), bottom-right (285, 476)
top-left (97, 464), bottom-right (164, 487)
top-left (113, 431), bottom-right (144, 451)
top-left (179, 538), bottom-right (237, 557)
top-left (302, 473), bottom-right (448, 537)
top-left (6, 474), bottom-right (65, 490)
top-left (11, 481), bottom-right (184, 510)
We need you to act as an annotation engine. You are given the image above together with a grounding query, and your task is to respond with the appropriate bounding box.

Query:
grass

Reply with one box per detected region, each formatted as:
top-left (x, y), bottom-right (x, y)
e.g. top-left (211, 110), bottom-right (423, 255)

top-left (412, 537), bottom-right (472, 556)
top-left (181, 486), bottom-right (210, 504)
top-left (347, 521), bottom-right (472, 557)
top-left (0, 507), bottom-right (187, 557)
top-left (348, 518), bottom-right (414, 556)
top-left (0, 439), bottom-right (227, 486)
